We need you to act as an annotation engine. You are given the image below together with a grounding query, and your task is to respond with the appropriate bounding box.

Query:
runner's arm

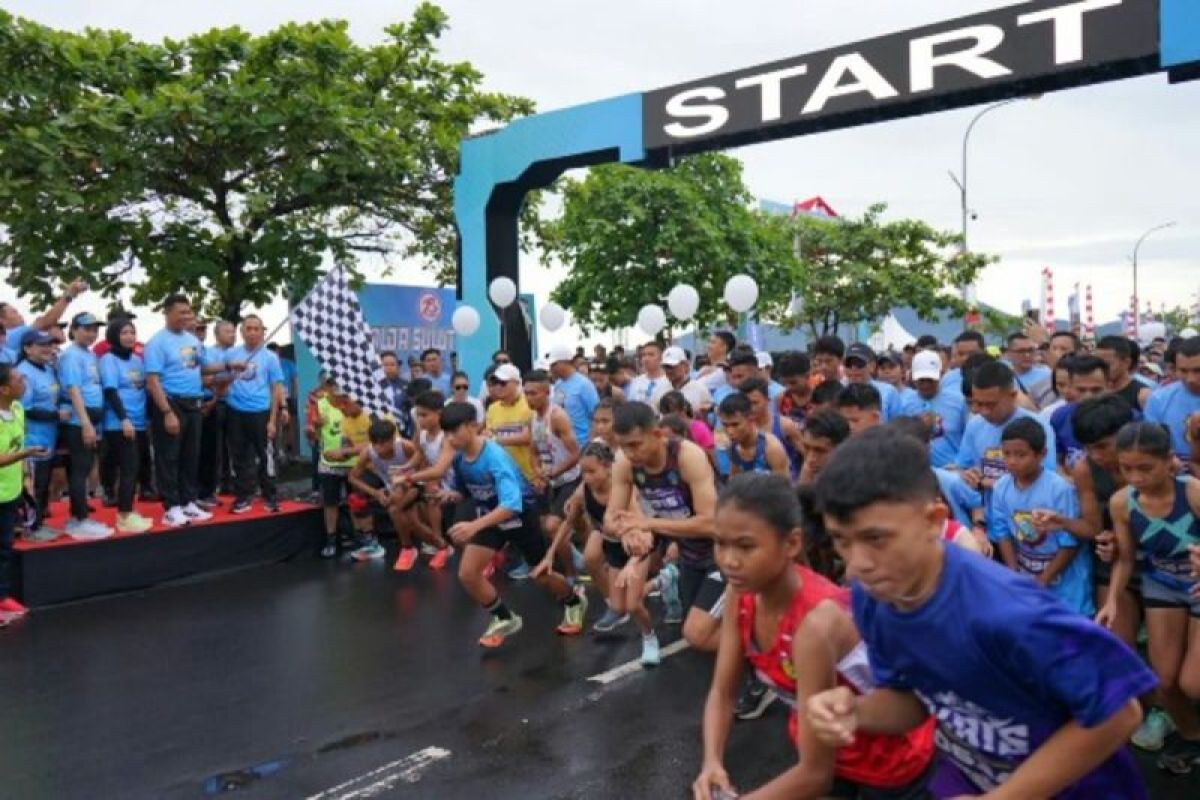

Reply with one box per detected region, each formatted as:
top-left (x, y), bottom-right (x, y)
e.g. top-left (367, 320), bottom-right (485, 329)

top-left (539, 486), bottom-right (585, 572)
top-left (764, 435), bottom-right (790, 478)
top-left (848, 688), bottom-right (929, 736)
top-left (1104, 491), bottom-right (1136, 608)
top-left (1071, 460), bottom-right (1102, 540)
top-left (1037, 544), bottom-right (1078, 588)
top-left (346, 453), bottom-right (381, 498)
top-left (603, 455), bottom-right (635, 535)
top-left (645, 442), bottom-right (716, 540)
top-left (697, 588), bottom-right (745, 794)
top-left (548, 408), bottom-right (581, 480)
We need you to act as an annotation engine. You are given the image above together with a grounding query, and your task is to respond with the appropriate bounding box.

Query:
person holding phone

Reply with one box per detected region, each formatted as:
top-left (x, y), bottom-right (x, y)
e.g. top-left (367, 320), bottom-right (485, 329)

top-left (0, 363), bottom-right (50, 621)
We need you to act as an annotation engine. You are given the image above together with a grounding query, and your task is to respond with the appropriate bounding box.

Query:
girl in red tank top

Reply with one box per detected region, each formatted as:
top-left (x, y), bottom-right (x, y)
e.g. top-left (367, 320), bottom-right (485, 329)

top-left (696, 473), bottom-right (935, 800)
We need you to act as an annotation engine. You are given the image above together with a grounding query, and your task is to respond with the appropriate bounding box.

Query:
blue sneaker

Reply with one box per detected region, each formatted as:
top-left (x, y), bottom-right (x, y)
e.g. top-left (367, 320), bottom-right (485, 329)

top-left (660, 563), bottom-right (683, 623)
top-left (640, 633), bottom-right (661, 667)
top-left (507, 560), bottom-right (531, 581)
top-left (592, 606), bottom-right (630, 633)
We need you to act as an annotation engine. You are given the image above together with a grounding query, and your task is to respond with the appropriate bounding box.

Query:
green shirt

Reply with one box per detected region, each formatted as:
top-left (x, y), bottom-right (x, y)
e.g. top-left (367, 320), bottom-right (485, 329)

top-left (318, 399), bottom-right (356, 471)
top-left (0, 402), bottom-right (25, 503)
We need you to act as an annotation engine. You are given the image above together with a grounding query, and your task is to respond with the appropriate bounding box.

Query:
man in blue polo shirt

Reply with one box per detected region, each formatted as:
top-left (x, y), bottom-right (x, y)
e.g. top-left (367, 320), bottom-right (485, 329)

top-left (57, 312), bottom-right (112, 539)
top-left (225, 314), bottom-right (285, 514)
top-left (1145, 336), bottom-right (1200, 461)
top-left (17, 330), bottom-right (62, 539)
top-left (843, 342), bottom-right (901, 422)
top-left (898, 350), bottom-right (966, 468)
top-left (548, 343), bottom-right (598, 444)
top-left (144, 294), bottom-right (227, 528)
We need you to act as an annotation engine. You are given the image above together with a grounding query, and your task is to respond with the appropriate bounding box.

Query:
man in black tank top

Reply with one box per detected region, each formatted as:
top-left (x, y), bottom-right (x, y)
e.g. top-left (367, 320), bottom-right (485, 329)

top-left (1097, 336), bottom-right (1151, 412)
top-left (607, 402), bottom-right (725, 653)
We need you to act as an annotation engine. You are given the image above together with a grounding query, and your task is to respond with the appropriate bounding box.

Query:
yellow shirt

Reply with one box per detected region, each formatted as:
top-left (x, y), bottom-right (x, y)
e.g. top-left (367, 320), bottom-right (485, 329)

top-left (342, 412), bottom-right (371, 447)
top-left (486, 395), bottom-right (536, 481)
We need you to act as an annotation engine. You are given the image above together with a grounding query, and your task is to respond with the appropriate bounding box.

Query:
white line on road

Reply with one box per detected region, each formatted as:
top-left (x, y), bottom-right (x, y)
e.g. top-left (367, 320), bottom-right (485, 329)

top-left (587, 639), bottom-right (689, 685)
top-left (305, 746), bottom-right (451, 800)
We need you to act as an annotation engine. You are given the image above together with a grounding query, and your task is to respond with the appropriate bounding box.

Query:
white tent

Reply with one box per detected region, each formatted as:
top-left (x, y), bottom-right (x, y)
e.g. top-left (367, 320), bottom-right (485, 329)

top-left (868, 314), bottom-right (917, 351)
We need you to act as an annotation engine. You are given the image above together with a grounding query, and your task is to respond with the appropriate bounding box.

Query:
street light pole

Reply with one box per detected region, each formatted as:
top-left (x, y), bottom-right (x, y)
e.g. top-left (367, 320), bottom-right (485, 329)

top-left (949, 96), bottom-right (1038, 307)
top-left (1131, 221), bottom-right (1176, 339)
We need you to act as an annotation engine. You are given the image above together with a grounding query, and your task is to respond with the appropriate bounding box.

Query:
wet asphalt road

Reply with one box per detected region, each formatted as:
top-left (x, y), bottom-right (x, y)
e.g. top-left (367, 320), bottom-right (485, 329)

top-left (0, 548), bottom-right (1196, 799)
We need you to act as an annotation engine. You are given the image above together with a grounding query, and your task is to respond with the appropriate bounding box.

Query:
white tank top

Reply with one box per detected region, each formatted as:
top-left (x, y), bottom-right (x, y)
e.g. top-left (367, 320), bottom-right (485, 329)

top-left (532, 406), bottom-right (580, 487)
top-left (419, 429), bottom-right (453, 491)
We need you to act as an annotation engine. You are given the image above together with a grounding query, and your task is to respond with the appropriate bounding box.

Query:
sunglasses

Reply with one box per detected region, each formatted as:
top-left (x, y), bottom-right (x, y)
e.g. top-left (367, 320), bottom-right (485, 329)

top-left (453, 384), bottom-right (469, 391)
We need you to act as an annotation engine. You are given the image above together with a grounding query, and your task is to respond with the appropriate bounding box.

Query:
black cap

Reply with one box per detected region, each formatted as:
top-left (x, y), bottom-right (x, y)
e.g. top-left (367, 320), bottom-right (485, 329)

top-left (844, 343), bottom-right (875, 364)
top-left (876, 350), bottom-right (902, 366)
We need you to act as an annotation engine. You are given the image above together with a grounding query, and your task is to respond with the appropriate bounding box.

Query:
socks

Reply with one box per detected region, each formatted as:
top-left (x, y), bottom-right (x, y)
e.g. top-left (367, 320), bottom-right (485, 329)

top-left (485, 598), bottom-right (513, 620)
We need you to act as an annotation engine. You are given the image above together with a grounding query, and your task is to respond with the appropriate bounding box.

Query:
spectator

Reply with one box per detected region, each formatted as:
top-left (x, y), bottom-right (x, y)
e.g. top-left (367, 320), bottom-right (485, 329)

top-left (99, 317), bottom-right (153, 534)
top-left (1, 278), bottom-right (87, 361)
top-left (898, 350), bottom-right (967, 469)
top-left (627, 341), bottom-right (670, 408)
top-left (422, 348), bottom-right (452, 395)
top-left (548, 343), bottom-right (599, 444)
top-left (661, 346), bottom-right (712, 419)
top-left (1144, 336), bottom-right (1200, 461)
top-left (451, 371), bottom-right (486, 423)
top-left (0, 363), bottom-right (44, 620)
top-left (225, 315), bottom-right (285, 514)
top-left (58, 313), bottom-right (111, 540)
top-left (16, 330), bottom-right (59, 539)
top-left (198, 320), bottom-right (237, 506)
top-left (379, 351), bottom-right (412, 438)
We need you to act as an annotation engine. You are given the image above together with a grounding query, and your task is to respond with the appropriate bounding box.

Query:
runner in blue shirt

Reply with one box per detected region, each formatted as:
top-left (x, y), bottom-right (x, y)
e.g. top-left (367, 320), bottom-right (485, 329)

top-left (806, 427), bottom-right (1155, 798)
top-left (99, 318), bottom-right (153, 533)
top-left (58, 313), bottom-right (112, 539)
top-left (842, 343), bottom-right (900, 422)
top-left (1144, 336), bottom-right (1200, 460)
top-left (548, 345), bottom-right (598, 445)
top-left (225, 315), bottom-right (285, 514)
top-left (898, 350), bottom-right (966, 468)
top-left (17, 330), bottom-right (62, 537)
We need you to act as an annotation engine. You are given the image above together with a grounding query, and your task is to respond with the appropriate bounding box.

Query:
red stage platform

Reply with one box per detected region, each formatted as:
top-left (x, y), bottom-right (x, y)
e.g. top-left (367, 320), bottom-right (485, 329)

top-left (13, 497), bottom-right (323, 607)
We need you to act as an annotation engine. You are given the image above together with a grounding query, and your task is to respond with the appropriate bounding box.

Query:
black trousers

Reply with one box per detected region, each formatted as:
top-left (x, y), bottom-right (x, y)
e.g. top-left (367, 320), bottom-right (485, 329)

top-left (30, 458), bottom-right (53, 530)
top-left (198, 400), bottom-right (231, 500)
top-left (150, 400), bottom-right (203, 510)
top-left (100, 430), bottom-right (145, 513)
top-left (100, 427), bottom-right (154, 499)
top-left (61, 424), bottom-right (96, 521)
top-left (229, 409), bottom-right (277, 502)
top-left (0, 497), bottom-right (17, 598)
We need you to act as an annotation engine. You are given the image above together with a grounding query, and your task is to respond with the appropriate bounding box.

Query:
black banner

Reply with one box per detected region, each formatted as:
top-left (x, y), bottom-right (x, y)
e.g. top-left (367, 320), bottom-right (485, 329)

top-left (642, 0), bottom-right (1159, 153)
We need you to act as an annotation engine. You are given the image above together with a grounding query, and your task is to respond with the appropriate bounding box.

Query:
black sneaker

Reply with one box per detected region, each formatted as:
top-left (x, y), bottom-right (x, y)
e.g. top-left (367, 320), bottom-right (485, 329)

top-left (1158, 733), bottom-right (1200, 775)
top-left (265, 499), bottom-right (281, 514)
top-left (231, 499), bottom-right (253, 515)
top-left (734, 676), bottom-right (777, 721)
top-left (195, 496), bottom-right (220, 511)
top-left (319, 540), bottom-right (338, 559)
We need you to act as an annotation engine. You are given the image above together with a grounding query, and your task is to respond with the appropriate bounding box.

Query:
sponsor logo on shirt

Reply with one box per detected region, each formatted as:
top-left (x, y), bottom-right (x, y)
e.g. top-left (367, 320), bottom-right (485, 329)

top-left (179, 346), bottom-right (197, 369)
top-left (920, 690), bottom-right (1029, 791)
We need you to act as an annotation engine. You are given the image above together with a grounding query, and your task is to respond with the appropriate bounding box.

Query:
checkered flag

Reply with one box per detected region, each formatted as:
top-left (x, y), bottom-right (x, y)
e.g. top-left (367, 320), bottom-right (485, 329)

top-left (291, 269), bottom-right (392, 417)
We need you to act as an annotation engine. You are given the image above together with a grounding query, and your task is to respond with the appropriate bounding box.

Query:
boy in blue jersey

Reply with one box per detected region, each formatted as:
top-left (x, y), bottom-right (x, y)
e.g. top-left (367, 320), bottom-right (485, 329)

top-left (991, 418), bottom-right (1094, 616)
top-left (58, 313), bottom-right (112, 539)
top-left (439, 402), bottom-right (584, 648)
top-left (805, 427), bottom-right (1155, 799)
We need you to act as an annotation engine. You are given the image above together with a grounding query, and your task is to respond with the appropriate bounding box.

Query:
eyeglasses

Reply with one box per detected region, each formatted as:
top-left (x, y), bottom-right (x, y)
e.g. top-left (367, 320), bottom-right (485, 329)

top-left (453, 384), bottom-right (469, 391)
top-left (495, 358), bottom-right (511, 364)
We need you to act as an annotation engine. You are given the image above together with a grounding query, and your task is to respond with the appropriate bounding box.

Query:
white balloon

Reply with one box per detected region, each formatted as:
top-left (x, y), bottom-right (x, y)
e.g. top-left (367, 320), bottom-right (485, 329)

top-left (488, 277), bottom-right (517, 309)
top-left (637, 304), bottom-right (667, 337)
top-left (451, 305), bottom-right (481, 336)
top-left (539, 302), bottom-right (566, 332)
top-left (667, 284), bottom-right (700, 321)
top-left (724, 274), bottom-right (759, 313)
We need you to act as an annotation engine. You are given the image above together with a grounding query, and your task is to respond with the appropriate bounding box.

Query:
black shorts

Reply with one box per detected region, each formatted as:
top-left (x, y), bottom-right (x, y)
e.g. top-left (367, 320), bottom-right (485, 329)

top-left (678, 562), bottom-right (726, 618)
top-left (1093, 555), bottom-right (1143, 594)
top-left (543, 478), bottom-right (580, 520)
top-left (602, 537), bottom-right (629, 570)
top-left (469, 507), bottom-right (548, 565)
top-left (829, 759), bottom-right (934, 799)
top-left (319, 472), bottom-right (347, 507)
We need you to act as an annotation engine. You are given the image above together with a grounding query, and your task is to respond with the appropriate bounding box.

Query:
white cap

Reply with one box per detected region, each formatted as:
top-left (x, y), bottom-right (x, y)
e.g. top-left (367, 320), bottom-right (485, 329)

top-left (661, 346), bottom-right (688, 367)
top-left (756, 351), bottom-right (773, 369)
top-left (493, 363), bottom-right (521, 383)
top-left (911, 350), bottom-right (942, 382)
top-left (1182, 327), bottom-right (1198, 339)
top-left (547, 342), bottom-right (575, 365)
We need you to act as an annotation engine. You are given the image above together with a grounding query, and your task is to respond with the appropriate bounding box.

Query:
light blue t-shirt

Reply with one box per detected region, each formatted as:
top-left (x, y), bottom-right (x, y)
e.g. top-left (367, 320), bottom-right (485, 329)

top-left (203, 344), bottom-right (231, 400)
top-left (934, 466), bottom-right (982, 528)
top-left (553, 370), bottom-right (598, 445)
top-left (280, 358), bottom-right (297, 399)
top-left (425, 371), bottom-right (453, 396)
top-left (940, 367), bottom-right (964, 395)
top-left (869, 379), bottom-right (901, 422)
top-left (225, 345), bottom-right (284, 414)
top-left (852, 543), bottom-right (1155, 797)
top-left (0, 348), bottom-right (11, 365)
top-left (57, 342), bottom-right (103, 425)
top-left (4, 324), bottom-right (30, 360)
top-left (100, 352), bottom-right (147, 431)
top-left (450, 439), bottom-right (537, 525)
top-left (989, 468), bottom-right (1092, 616)
top-left (1144, 382), bottom-right (1200, 460)
top-left (899, 389), bottom-right (968, 468)
top-left (17, 360), bottom-right (59, 456)
top-left (956, 407), bottom-right (1057, 481)
top-left (144, 329), bottom-right (206, 397)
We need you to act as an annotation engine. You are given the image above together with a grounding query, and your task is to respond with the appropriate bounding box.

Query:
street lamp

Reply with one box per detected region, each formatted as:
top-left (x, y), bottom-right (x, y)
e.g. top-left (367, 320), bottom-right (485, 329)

top-left (949, 95), bottom-right (1040, 306)
top-left (1131, 221), bottom-right (1176, 339)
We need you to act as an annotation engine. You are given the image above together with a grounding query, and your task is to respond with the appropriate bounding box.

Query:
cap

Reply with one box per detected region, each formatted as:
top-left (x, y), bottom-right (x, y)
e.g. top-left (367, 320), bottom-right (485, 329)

top-left (911, 350), bottom-right (942, 381)
top-left (70, 312), bottom-right (102, 328)
top-left (493, 363), bottom-right (521, 383)
top-left (844, 343), bottom-right (875, 365)
top-left (1181, 327), bottom-right (1198, 339)
top-left (876, 350), bottom-right (902, 366)
top-left (755, 351), bottom-right (773, 369)
top-left (547, 343), bottom-right (575, 365)
top-left (21, 329), bottom-right (54, 347)
top-left (661, 346), bottom-right (688, 367)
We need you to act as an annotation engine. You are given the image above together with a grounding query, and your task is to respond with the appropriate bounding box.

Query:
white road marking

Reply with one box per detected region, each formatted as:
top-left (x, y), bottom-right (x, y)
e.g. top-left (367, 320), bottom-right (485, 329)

top-left (587, 639), bottom-right (689, 685)
top-left (305, 746), bottom-right (451, 800)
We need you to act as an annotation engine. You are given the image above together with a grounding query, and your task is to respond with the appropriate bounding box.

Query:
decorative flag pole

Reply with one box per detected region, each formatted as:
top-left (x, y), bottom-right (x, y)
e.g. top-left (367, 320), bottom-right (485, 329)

top-left (1084, 285), bottom-right (1095, 344)
top-left (1041, 267), bottom-right (1055, 335)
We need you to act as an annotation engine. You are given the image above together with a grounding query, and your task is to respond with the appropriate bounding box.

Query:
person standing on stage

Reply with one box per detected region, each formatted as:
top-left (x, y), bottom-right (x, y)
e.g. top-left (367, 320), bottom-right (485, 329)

top-left (198, 319), bottom-right (236, 505)
top-left (144, 295), bottom-right (226, 528)
top-left (225, 315), bottom-right (285, 514)
top-left (99, 318), bottom-right (153, 534)
top-left (17, 330), bottom-right (61, 540)
top-left (422, 348), bottom-right (453, 396)
top-left (58, 313), bottom-right (112, 540)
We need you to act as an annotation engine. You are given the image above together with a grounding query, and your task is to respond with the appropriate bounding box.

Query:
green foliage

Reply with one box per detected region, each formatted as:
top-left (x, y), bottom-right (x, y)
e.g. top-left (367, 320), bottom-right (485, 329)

top-left (785, 204), bottom-right (993, 337)
top-left (539, 154), bottom-right (795, 335)
top-left (0, 5), bottom-right (533, 319)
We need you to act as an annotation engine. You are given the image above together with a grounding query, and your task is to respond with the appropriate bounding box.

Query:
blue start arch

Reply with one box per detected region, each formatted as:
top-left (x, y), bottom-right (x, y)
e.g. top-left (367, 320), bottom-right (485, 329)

top-left (454, 0), bottom-right (1199, 385)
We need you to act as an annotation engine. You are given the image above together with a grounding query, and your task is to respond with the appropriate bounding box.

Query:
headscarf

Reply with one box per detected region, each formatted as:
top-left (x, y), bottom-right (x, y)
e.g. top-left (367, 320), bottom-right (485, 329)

top-left (106, 317), bottom-right (136, 360)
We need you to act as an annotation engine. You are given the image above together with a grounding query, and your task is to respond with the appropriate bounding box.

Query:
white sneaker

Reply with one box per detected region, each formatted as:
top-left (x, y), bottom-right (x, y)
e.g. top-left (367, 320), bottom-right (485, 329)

top-left (82, 519), bottom-right (114, 538)
top-left (182, 502), bottom-right (213, 521)
top-left (64, 518), bottom-right (113, 541)
top-left (162, 506), bottom-right (191, 527)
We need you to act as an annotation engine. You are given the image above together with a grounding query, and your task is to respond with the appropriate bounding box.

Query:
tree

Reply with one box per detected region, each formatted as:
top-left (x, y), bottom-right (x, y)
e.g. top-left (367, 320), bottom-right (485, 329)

top-left (784, 204), bottom-right (993, 338)
top-left (0, 5), bottom-right (533, 320)
top-left (539, 154), bottom-right (795, 335)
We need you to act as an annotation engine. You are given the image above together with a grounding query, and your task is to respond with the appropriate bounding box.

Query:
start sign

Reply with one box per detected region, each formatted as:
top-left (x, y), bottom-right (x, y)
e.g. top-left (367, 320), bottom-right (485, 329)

top-left (643, 0), bottom-right (1158, 152)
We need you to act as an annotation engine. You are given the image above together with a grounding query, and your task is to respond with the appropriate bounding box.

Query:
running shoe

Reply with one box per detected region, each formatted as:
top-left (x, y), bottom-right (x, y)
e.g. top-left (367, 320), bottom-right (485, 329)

top-left (429, 547), bottom-right (452, 570)
top-left (319, 540), bottom-right (338, 559)
top-left (556, 593), bottom-right (589, 635)
top-left (162, 506), bottom-right (191, 528)
top-left (420, 542), bottom-right (439, 556)
top-left (393, 547), bottom-right (419, 572)
top-left (592, 606), bottom-right (630, 633)
top-left (507, 560), bottom-right (531, 581)
top-left (479, 613), bottom-right (524, 648)
top-left (264, 499), bottom-right (281, 514)
top-left (230, 499), bottom-right (254, 515)
top-left (735, 676), bottom-right (777, 720)
top-left (1158, 733), bottom-right (1200, 774)
top-left (351, 538), bottom-right (386, 561)
top-left (183, 502), bottom-right (214, 521)
top-left (64, 518), bottom-right (113, 541)
top-left (116, 512), bottom-right (153, 534)
top-left (0, 596), bottom-right (28, 616)
top-left (1132, 708), bottom-right (1175, 752)
top-left (640, 633), bottom-right (661, 667)
top-left (24, 526), bottom-right (59, 543)
top-left (660, 563), bottom-right (683, 624)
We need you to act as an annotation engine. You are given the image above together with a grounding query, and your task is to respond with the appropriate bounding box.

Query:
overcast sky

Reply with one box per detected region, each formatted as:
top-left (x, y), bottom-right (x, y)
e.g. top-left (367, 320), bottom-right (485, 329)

top-left (5, 0), bottom-right (1198, 344)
